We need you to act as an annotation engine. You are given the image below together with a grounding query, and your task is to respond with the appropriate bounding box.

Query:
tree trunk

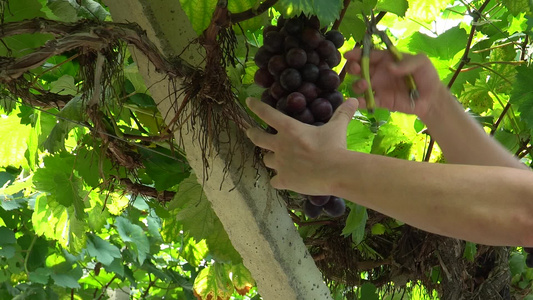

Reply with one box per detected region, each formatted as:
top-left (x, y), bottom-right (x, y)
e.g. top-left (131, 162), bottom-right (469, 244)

top-left (103, 0), bottom-right (332, 299)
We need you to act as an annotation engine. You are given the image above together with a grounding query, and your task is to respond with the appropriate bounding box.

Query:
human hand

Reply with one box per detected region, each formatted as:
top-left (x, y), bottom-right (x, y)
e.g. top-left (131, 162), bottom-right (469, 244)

top-left (245, 97), bottom-right (359, 196)
top-left (344, 49), bottom-right (447, 120)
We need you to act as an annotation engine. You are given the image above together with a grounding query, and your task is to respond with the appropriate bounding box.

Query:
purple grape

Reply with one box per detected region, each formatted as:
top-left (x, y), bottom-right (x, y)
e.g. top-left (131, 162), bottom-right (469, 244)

top-left (307, 16), bottom-right (321, 30)
top-left (279, 68), bottom-right (302, 91)
top-left (306, 50), bottom-right (320, 65)
top-left (297, 82), bottom-right (318, 102)
top-left (285, 35), bottom-right (300, 51)
top-left (276, 96), bottom-right (288, 114)
top-left (317, 40), bottom-right (336, 58)
top-left (268, 55), bottom-right (288, 76)
top-left (263, 25), bottom-right (279, 35)
top-left (309, 195), bottom-right (331, 206)
top-left (261, 89), bottom-right (277, 107)
top-left (285, 48), bottom-right (307, 69)
top-left (254, 47), bottom-right (272, 69)
top-left (317, 69), bottom-right (340, 91)
top-left (286, 92), bottom-right (307, 114)
top-left (301, 27), bottom-right (322, 49)
top-left (284, 18), bottom-right (304, 35)
top-left (254, 68), bottom-right (274, 88)
top-left (263, 31), bottom-right (284, 53)
top-left (300, 64), bottom-right (319, 82)
top-left (270, 81), bottom-right (287, 99)
top-left (326, 30), bottom-right (345, 48)
top-left (293, 108), bottom-right (315, 124)
top-left (304, 200), bottom-right (322, 219)
top-left (310, 98), bottom-right (333, 121)
top-left (324, 50), bottom-right (341, 68)
top-left (323, 91), bottom-right (344, 111)
top-left (322, 197), bottom-right (345, 217)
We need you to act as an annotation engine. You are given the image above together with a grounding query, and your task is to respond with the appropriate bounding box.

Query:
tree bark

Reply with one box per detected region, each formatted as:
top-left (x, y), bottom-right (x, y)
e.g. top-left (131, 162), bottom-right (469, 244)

top-left (103, 0), bottom-right (332, 299)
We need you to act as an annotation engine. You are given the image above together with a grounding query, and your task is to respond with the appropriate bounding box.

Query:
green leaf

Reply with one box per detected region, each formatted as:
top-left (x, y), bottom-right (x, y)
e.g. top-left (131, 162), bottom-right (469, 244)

top-left (228, 0), bottom-right (268, 33)
top-left (51, 265), bottom-right (83, 288)
top-left (509, 252), bottom-right (526, 276)
top-left (104, 257), bottom-right (125, 277)
top-left (338, 5), bottom-right (366, 42)
top-left (86, 234), bottom-right (122, 266)
top-left (370, 223), bottom-right (386, 235)
top-left (179, 0), bottom-right (217, 35)
top-left (49, 75), bottom-right (78, 96)
top-left (29, 268), bottom-right (53, 285)
top-left (407, 26), bottom-right (468, 61)
top-left (360, 282), bottom-right (379, 300)
top-left (138, 147), bottom-right (190, 191)
top-left (0, 227), bottom-right (16, 245)
top-left (376, 0), bottom-right (408, 17)
top-left (205, 219), bottom-right (242, 264)
top-left (510, 65), bottom-right (533, 132)
top-left (115, 217), bottom-right (150, 264)
top-left (502, 0), bottom-right (532, 16)
top-left (346, 120), bottom-right (375, 153)
top-left (33, 154), bottom-right (86, 219)
top-left (463, 242), bottom-right (477, 262)
top-left (0, 109), bottom-right (32, 168)
top-left (406, 0), bottom-right (450, 23)
top-left (277, 0), bottom-right (343, 26)
top-left (42, 95), bottom-right (85, 153)
top-left (342, 203), bottom-right (367, 244)
top-left (231, 263), bottom-right (255, 296)
top-left (193, 263), bottom-right (234, 300)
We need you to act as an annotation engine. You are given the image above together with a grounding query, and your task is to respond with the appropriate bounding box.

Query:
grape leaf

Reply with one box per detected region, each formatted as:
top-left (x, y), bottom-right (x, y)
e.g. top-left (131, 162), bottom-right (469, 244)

top-left (463, 242), bottom-right (477, 262)
top-left (29, 267), bottom-right (53, 285)
top-left (228, 0), bottom-right (268, 33)
top-left (231, 263), bottom-right (255, 296)
top-left (342, 203), bottom-right (367, 244)
top-left (193, 263), bottom-right (234, 300)
top-left (406, 0), bottom-right (450, 23)
top-left (276, 0), bottom-right (342, 26)
top-left (180, 0), bottom-right (217, 35)
top-left (502, 0), bottom-right (532, 16)
top-left (205, 219), bottom-right (242, 264)
top-left (360, 283), bottom-right (379, 300)
top-left (407, 26), bottom-right (467, 61)
top-left (51, 265), bottom-right (83, 288)
top-left (138, 147), bottom-right (190, 191)
top-left (86, 234), bottom-right (122, 266)
top-left (376, 0), bottom-right (408, 17)
top-left (115, 216), bottom-right (150, 264)
top-left (0, 227), bottom-right (16, 246)
top-left (0, 109), bottom-right (32, 168)
top-left (510, 65), bottom-right (533, 133)
top-left (338, 4), bottom-right (366, 42)
top-left (346, 120), bottom-right (375, 153)
top-left (42, 95), bottom-right (85, 153)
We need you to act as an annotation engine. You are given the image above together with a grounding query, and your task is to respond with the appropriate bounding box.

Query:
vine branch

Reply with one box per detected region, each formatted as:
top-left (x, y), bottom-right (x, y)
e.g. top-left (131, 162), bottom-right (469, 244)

top-left (231, 0), bottom-right (279, 24)
top-left (332, 0), bottom-right (352, 31)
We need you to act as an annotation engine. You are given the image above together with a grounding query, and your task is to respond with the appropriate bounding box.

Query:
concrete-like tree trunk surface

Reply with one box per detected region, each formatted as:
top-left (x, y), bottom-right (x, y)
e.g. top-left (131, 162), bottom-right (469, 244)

top-left (104, 1), bottom-right (332, 299)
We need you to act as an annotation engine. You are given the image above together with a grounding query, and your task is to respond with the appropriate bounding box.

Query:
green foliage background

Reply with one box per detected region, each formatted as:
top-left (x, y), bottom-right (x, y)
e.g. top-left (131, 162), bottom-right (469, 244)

top-left (0, 0), bottom-right (533, 299)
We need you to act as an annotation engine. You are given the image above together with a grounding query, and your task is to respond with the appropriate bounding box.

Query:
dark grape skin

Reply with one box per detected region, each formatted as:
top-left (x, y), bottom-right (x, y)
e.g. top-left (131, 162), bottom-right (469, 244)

top-left (267, 55), bottom-right (287, 76)
top-left (254, 47), bottom-right (273, 69)
top-left (301, 27), bottom-right (323, 50)
top-left (293, 108), bottom-right (315, 124)
top-left (317, 40), bottom-right (336, 58)
top-left (306, 50), bottom-right (320, 65)
top-left (284, 36), bottom-right (300, 51)
top-left (322, 197), bottom-right (346, 217)
top-left (310, 98), bottom-right (333, 121)
top-left (303, 200), bottom-right (323, 219)
top-left (284, 18), bottom-right (304, 35)
top-left (317, 61), bottom-right (330, 70)
top-left (270, 81), bottom-right (287, 100)
top-left (263, 31), bottom-right (284, 53)
top-left (277, 15), bottom-right (286, 28)
top-left (263, 25), bottom-right (279, 35)
top-left (286, 92), bottom-right (307, 114)
top-left (261, 89), bottom-right (277, 107)
top-left (525, 247), bottom-right (533, 254)
top-left (323, 91), bottom-right (344, 111)
top-left (317, 69), bottom-right (340, 91)
top-left (325, 30), bottom-right (345, 48)
top-left (324, 50), bottom-right (341, 68)
top-left (527, 253), bottom-right (533, 268)
top-left (285, 48), bottom-right (307, 69)
top-left (254, 68), bottom-right (275, 88)
top-left (301, 64), bottom-right (319, 82)
top-left (279, 68), bottom-right (302, 91)
top-left (297, 82), bottom-right (318, 102)
top-left (307, 16), bottom-right (321, 30)
top-left (276, 96), bottom-right (289, 114)
top-left (309, 195), bottom-right (331, 206)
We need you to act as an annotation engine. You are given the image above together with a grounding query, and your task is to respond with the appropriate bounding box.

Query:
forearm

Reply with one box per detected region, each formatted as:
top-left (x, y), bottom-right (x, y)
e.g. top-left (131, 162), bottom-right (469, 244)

top-left (329, 150), bottom-right (533, 246)
top-left (421, 86), bottom-right (527, 169)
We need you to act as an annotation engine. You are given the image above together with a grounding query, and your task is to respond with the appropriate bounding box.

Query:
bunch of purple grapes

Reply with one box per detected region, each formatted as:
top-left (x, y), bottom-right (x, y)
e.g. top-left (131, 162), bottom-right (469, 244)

top-left (253, 15), bottom-right (346, 219)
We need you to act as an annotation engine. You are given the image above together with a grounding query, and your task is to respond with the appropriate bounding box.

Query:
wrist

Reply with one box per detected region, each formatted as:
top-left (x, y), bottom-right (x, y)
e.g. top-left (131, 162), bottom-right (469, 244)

top-left (419, 85), bottom-right (458, 128)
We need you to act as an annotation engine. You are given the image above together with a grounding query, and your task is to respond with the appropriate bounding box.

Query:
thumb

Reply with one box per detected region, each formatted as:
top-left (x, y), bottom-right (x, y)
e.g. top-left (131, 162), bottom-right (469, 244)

top-left (329, 97), bottom-right (359, 127)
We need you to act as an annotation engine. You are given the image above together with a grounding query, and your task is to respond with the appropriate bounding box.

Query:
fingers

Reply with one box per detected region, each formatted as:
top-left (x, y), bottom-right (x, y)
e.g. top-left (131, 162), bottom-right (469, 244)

top-left (344, 48), bottom-right (391, 64)
top-left (388, 53), bottom-right (430, 76)
top-left (329, 97), bottom-right (359, 126)
top-left (246, 127), bottom-right (277, 151)
top-left (351, 79), bottom-right (368, 94)
top-left (246, 97), bottom-right (293, 130)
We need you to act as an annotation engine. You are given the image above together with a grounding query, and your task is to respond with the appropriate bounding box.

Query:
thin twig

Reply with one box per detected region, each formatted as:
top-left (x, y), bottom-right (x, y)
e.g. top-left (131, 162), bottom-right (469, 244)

top-left (332, 0), bottom-right (352, 31)
top-left (231, 0), bottom-right (278, 24)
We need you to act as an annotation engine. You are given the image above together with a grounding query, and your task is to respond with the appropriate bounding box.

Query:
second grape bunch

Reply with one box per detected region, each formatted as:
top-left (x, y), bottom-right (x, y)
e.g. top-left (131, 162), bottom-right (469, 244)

top-left (253, 14), bottom-right (347, 219)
